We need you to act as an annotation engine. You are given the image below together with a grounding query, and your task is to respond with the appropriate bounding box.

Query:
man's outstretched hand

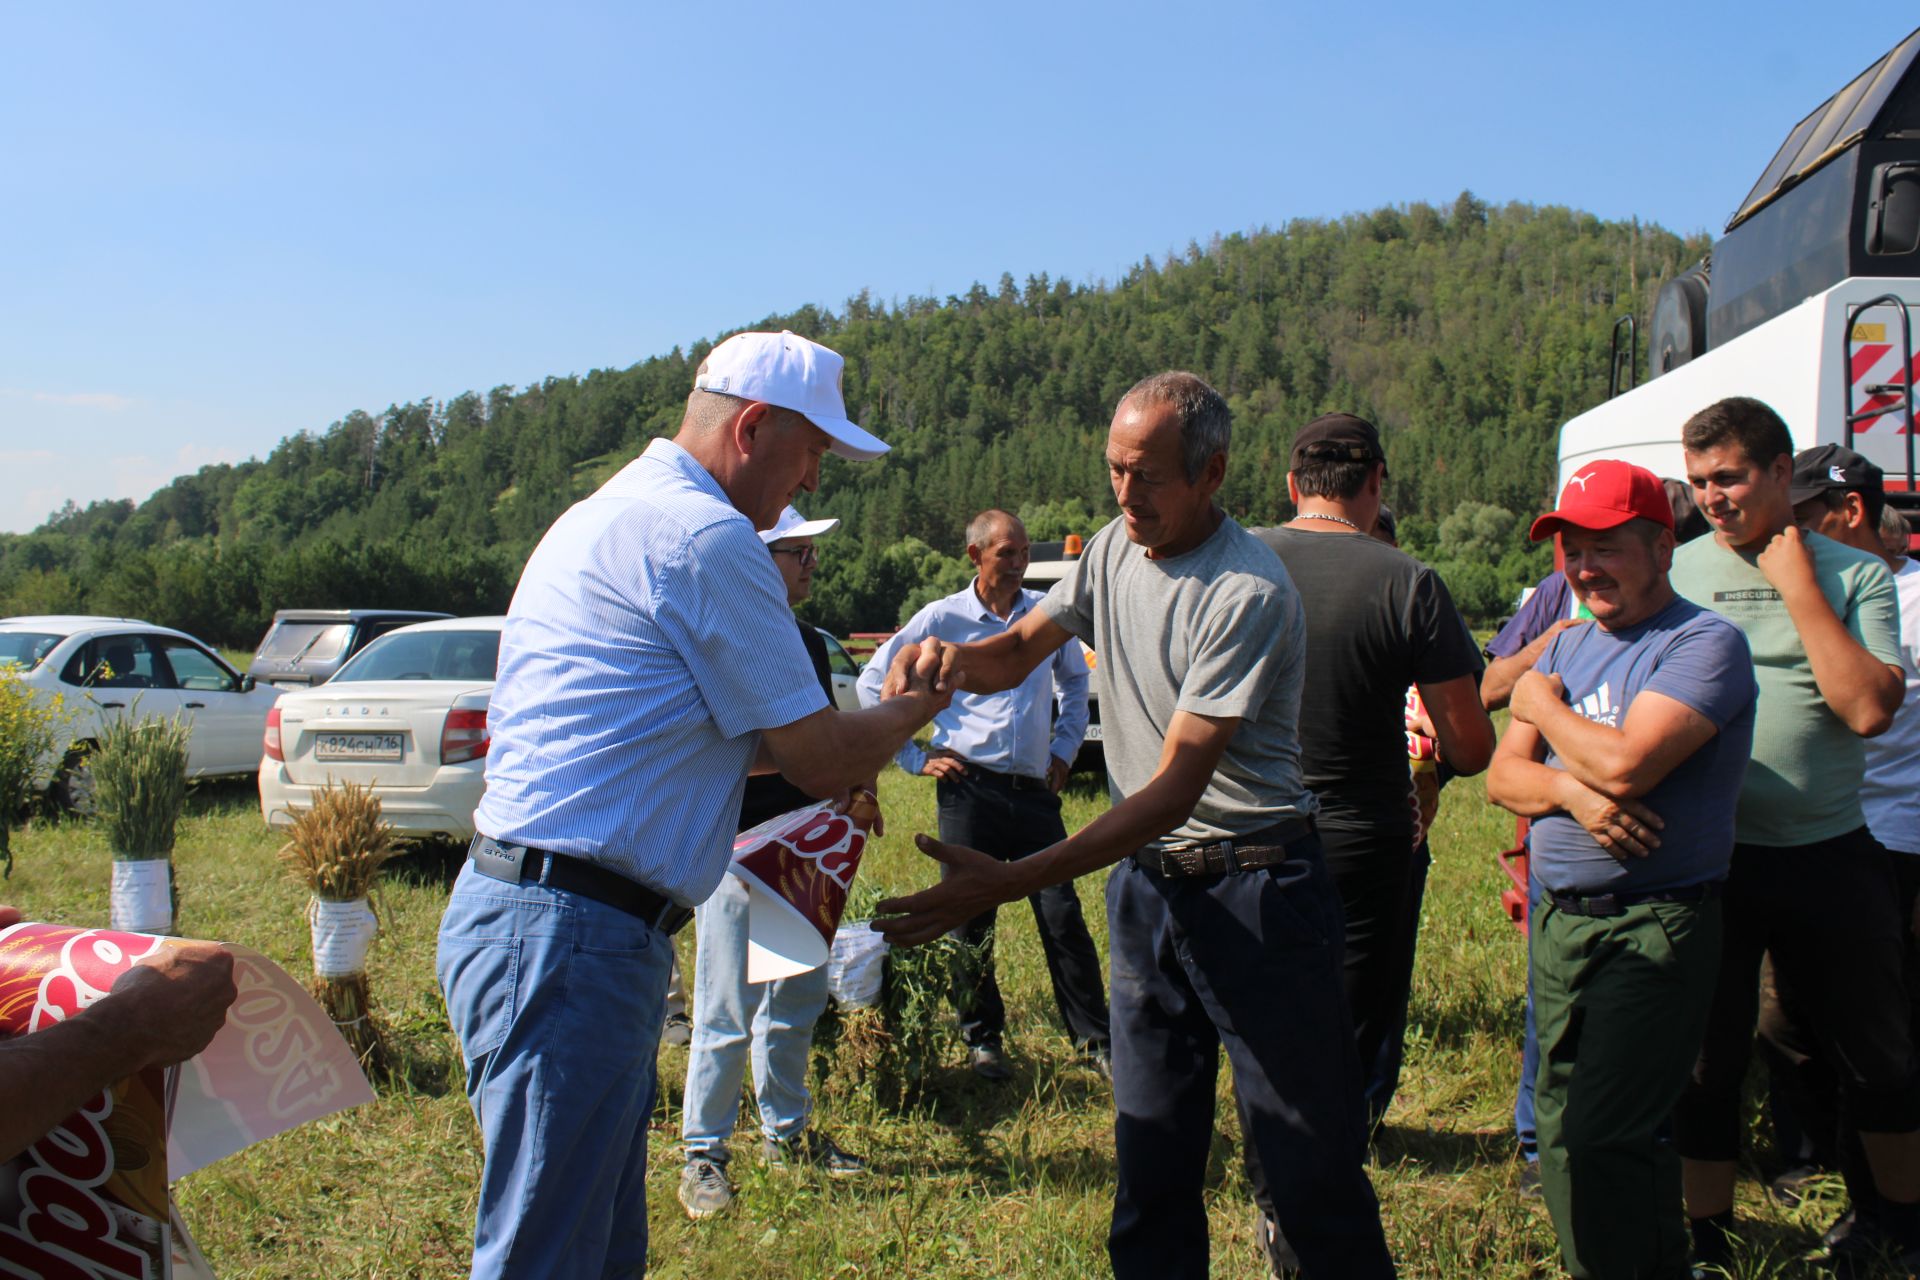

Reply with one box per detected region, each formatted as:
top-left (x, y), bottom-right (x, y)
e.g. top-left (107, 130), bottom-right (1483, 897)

top-left (872, 834), bottom-right (1018, 946)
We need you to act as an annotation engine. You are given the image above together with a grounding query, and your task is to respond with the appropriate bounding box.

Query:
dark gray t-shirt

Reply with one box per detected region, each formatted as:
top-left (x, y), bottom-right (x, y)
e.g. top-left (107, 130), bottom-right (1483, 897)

top-left (1041, 513), bottom-right (1315, 850)
top-left (1252, 526), bottom-right (1483, 831)
top-left (1529, 596), bottom-right (1757, 894)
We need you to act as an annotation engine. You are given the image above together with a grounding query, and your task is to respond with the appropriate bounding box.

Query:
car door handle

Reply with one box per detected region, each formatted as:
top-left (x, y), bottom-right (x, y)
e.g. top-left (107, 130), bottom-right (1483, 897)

top-left (184, 701), bottom-right (206, 709)
top-left (96, 701), bottom-right (125, 709)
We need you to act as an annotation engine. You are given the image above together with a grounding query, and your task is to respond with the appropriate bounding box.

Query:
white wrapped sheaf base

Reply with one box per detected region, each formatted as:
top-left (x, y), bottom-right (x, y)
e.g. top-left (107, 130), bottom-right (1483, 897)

top-left (109, 858), bottom-right (173, 933)
top-left (309, 897), bottom-right (379, 979)
top-left (827, 922), bottom-right (888, 1008)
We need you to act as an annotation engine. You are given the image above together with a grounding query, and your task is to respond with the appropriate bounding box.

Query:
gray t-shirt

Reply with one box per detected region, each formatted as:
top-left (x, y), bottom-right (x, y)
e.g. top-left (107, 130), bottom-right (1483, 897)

top-left (1040, 513), bottom-right (1315, 850)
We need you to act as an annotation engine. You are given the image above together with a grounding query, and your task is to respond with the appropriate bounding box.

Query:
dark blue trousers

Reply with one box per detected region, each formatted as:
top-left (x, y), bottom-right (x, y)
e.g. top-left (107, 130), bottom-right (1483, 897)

top-left (1105, 847), bottom-right (1394, 1280)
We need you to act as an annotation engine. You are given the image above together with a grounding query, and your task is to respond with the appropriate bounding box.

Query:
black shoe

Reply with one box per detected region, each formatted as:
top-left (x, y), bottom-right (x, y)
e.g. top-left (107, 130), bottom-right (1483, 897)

top-left (1824, 1207), bottom-right (1866, 1251)
top-left (660, 1011), bottom-right (692, 1048)
top-left (969, 1042), bottom-right (1013, 1082)
top-left (1259, 1211), bottom-right (1302, 1279)
top-left (1821, 1212), bottom-right (1920, 1279)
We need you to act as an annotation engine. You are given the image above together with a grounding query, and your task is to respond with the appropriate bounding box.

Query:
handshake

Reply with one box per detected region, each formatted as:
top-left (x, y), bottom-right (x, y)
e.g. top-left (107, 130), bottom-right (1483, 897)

top-left (879, 636), bottom-right (966, 703)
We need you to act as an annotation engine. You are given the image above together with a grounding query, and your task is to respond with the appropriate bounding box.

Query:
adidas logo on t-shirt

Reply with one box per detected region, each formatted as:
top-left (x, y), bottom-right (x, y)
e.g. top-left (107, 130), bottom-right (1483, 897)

top-left (1577, 681), bottom-right (1621, 727)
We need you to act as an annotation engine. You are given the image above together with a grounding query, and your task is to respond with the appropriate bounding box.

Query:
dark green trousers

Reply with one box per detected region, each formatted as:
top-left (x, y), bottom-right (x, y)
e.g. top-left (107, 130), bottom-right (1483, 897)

top-left (1533, 895), bottom-right (1722, 1280)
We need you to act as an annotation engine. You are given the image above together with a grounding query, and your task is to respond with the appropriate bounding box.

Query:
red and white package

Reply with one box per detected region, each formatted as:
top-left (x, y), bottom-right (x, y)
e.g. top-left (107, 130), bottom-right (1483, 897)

top-left (0, 923), bottom-right (375, 1277)
top-left (729, 794), bottom-right (878, 983)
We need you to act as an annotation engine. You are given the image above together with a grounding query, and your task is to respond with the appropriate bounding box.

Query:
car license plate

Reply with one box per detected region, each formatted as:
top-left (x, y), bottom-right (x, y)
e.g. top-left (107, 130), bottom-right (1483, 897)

top-left (1084, 723), bottom-right (1103, 742)
top-left (314, 732), bottom-right (403, 762)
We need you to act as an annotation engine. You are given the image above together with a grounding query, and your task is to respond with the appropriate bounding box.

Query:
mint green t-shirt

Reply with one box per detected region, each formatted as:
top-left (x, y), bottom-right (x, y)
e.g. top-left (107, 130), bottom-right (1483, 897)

top-left (1670, 532), bottom-right (1902, 846)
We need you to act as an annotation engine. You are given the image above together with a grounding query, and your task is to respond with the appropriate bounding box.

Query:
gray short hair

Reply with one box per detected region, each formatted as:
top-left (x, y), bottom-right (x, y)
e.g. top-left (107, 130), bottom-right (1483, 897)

top-left (1122, 371), bottom-right (1231, 482)
top-left (965, 508), bottom-right (1021, 549)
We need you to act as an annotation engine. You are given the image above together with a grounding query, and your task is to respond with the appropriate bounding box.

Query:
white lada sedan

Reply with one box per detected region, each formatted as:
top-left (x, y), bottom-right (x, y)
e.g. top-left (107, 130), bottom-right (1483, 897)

top-left (258, 616), bottom-right (503, 840)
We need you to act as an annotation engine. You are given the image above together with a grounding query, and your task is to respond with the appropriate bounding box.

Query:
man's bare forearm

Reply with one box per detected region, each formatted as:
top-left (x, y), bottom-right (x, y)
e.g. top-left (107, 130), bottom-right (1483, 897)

top-left (996, 776), bottom-right (1206, 900)
top-left (1525, 699), bottom-right (1641, 798)
top-left (769, 696), bottom-right (941, 798)
top-left (954, 630), bottom-right (1049, 696)
top-left (1780, 581), bottom-right (1903, 736)
top-left (1487, 753), bottom-right (1582, 819)
top-left (0, 998), bottom-right (154, 1163)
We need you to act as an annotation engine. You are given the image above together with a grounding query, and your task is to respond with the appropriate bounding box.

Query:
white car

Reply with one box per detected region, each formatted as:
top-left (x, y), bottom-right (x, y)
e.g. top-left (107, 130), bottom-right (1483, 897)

top-left (0, 615), bottom-right (282, 806)
top-left (258, 616), bottom-right (503, 840)
top-left (818, 628), bottom-right (863, 711)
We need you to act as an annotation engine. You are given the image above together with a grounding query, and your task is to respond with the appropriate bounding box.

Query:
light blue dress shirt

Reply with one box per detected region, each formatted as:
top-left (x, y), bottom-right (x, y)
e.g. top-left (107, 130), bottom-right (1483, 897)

top-left (855, 581), bottom-right (1089, 779)
top-left (473, 438), bottom-right (828, 905)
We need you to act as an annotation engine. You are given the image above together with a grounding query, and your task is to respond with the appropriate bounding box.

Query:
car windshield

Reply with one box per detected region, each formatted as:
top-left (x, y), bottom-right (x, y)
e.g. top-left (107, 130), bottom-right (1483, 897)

top-left (257, 622), bottom-right (352, 664)
top-left (0, 632), bottom-right (62, 671)
top-left (332, 630), bottom-right (500, 683)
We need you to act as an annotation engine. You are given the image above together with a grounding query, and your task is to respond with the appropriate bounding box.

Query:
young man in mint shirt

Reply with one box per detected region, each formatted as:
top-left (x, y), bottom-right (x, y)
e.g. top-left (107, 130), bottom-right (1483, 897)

top-left (1488, 459), bottom-right (1756, 1280)
top-left (1667, 396), bottom-right (1917, 1277)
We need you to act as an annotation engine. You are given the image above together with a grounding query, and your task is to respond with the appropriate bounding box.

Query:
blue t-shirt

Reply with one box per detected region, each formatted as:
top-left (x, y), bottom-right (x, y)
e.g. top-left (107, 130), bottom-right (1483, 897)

top-left (1528, 596), bottom-right (1757, 895)
top-left (1485, 572), bottom-right (1573, 659)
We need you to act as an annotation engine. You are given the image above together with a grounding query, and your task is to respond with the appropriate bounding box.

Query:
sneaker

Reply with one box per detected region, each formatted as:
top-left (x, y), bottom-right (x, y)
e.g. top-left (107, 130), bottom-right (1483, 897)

top-left (660, 1012), bottom-right (693, 1048)
top-left (1081, 1044), bottom-right (1112, 1081)
top-left (1516, 1161), bottom-right (1542, 1200)
top-left (1767, 1162), bottom-right (1825, 1208)
top-left (1259, 1210), bottom-right (1302, 1279)
top-left (762, 1129), bottom-right (868, 1178)
top-left (969, 1042), bottom-right (1013, 1082)
top-left (677, 1156), bottom-right (733, 1219)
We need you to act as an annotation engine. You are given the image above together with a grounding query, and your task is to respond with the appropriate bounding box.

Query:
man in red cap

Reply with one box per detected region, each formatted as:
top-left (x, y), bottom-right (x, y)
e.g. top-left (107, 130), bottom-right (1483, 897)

top-left (1487, 458), bottom-right (1756, 1280)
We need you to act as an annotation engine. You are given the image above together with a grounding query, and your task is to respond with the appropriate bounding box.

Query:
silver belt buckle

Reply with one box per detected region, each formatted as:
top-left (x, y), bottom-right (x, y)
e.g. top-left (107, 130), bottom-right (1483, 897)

top-left (1167, 846), bottom-right (1204, 875)
top-left (471, 835), bottom-right (527, 884)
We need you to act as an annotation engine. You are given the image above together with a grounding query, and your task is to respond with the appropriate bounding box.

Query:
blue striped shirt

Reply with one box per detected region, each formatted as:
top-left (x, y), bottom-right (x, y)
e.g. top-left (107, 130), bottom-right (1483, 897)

top-left (473, 438), bottom-right (828, 905)
top-left (855, 583), bottom-right (1089, 779)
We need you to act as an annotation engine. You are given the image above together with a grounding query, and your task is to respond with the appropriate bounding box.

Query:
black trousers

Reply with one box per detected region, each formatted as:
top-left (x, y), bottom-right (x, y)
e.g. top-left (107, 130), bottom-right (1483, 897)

top-left (1674, 828), bottom-right (1920, 1162)
top-left (1759, 846), bottom-right (1920, 1213)
top-left (936, 772), bottom-right (1110, 1050)
top-left (1320, 820), bottom-right (1422, 1131)
top-left (1106, 845), bottom-right (1393, 1280)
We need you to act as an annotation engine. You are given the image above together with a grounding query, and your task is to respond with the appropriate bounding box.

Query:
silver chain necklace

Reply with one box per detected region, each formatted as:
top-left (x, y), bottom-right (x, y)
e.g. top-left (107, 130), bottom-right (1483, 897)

top-left (1296, 512), bottom-right (1363, 532)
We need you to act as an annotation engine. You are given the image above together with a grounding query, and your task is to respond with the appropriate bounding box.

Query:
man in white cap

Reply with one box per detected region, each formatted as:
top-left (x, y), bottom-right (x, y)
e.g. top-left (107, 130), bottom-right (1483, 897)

top-left (437, 331), bottom-right (950, 1278)
top-left (678, 505), bottom-right (870, 1219)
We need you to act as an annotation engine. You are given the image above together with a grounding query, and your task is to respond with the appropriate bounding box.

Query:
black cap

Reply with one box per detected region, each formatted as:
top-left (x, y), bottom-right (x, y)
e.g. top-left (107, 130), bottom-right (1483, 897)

top-left (1790, 443), bottom-right (1883, 503)
top-left (1290, 413), bottom-right (1386, 469)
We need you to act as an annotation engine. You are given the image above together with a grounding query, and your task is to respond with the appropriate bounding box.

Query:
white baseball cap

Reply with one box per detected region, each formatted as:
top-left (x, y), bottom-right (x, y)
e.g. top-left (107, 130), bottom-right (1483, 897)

top-left (760, 505), bottom-right (841, 544)
top-left (694, 330), bottom-right (889, 461)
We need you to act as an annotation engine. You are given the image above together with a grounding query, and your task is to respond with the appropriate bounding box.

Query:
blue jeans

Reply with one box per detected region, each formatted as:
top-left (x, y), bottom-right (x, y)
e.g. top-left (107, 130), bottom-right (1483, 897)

top-left (1515, 874), bottom-right (1542, 1162)
top-left (437, 862), bottom-right (674, 1280)
top-left (1107, 849), bottom-right (1393, 1280)
top-left (681, 873), bottom-right (828, 1159)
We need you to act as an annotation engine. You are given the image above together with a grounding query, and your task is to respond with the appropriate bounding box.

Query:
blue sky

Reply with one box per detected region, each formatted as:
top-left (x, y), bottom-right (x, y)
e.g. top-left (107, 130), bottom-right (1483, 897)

top-left (1, 2), bottom-right (1911, 533)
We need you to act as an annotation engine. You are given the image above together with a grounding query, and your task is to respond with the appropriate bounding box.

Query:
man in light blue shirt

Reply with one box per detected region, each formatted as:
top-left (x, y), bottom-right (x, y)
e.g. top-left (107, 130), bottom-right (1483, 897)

top-left (437, 330), bottom-right (950, 1280)
top-left (858, 509), bottom-right (1109, 1079)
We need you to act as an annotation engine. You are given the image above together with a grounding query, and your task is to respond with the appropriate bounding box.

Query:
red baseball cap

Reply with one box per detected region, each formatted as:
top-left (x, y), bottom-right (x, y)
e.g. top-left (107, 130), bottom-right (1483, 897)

top-left (1528, 460), bottom-right (1676, 542)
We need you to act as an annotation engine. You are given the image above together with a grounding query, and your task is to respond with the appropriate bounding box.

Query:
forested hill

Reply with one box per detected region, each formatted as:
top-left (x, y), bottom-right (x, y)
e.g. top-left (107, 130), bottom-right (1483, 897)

top-left (0, 194), bottom-right (1705, 644)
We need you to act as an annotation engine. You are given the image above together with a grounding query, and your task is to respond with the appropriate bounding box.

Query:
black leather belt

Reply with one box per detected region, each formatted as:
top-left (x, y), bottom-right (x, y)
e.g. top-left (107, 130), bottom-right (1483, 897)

top-left (468, 834), bottom-right (694, 935)
top-left (1132, 816), bottom-right (1318, 877)
top-left (1545, 880), bottom-right (1724, 919)
top-left (962, 765), bottom-right (1051, 793)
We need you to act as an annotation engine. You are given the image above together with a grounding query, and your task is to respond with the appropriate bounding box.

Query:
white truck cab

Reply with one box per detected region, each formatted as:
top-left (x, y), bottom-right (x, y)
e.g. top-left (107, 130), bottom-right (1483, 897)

top-left (1559, 25), bottom-right (1920, 535)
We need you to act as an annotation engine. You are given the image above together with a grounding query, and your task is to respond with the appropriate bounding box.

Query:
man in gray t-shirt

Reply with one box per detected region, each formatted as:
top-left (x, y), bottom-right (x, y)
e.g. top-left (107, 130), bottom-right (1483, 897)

top-left (876, 372), bottom-right (1392, 1280)
top-left (1047, 506), bottom-right (1315, 848)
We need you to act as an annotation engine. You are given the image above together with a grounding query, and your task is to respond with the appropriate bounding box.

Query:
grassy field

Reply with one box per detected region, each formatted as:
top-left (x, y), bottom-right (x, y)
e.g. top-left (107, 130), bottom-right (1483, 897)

top-left (0, 767), bottom-right (1849, 1278)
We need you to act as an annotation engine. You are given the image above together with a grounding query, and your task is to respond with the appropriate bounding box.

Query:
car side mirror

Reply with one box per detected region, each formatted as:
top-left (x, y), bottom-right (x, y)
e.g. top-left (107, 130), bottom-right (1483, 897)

top-left (240, 674), bottom-right (257, 693)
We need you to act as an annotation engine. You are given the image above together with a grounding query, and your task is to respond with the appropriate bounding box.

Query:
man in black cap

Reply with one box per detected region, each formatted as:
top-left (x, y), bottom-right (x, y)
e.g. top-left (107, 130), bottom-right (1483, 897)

top-left (1252, 414), bottom-right (1494, 1134)
top-left (1756, 444), bottom-right (1920, 1255)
